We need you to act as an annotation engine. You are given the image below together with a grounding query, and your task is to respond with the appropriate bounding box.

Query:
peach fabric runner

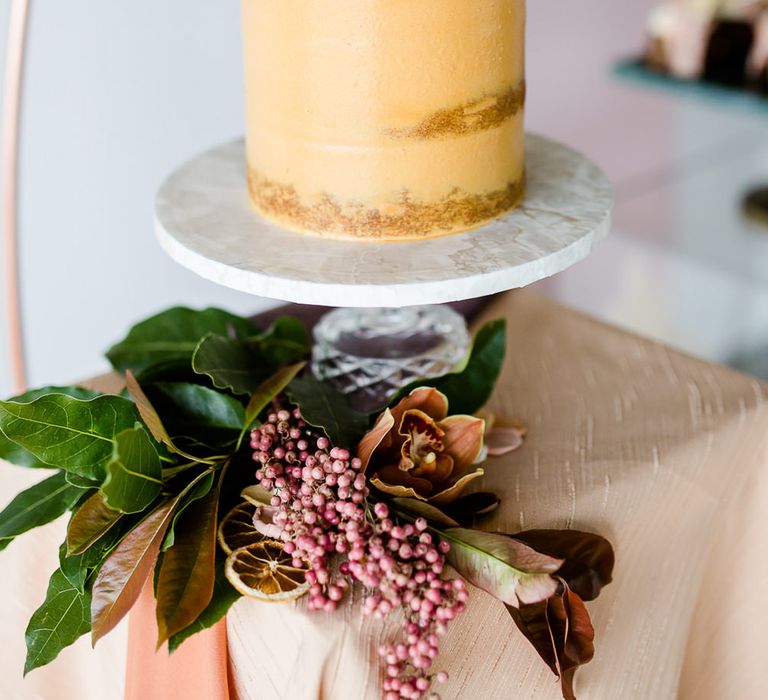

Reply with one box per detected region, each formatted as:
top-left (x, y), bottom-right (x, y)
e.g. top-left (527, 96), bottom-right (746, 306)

top-left (124, 583), bottom-right (230, 700)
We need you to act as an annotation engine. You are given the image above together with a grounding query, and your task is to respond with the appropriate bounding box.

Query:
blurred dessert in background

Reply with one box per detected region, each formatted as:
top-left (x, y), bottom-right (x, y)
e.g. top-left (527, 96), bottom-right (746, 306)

top-left (645, 0), bottom-right (768, 92)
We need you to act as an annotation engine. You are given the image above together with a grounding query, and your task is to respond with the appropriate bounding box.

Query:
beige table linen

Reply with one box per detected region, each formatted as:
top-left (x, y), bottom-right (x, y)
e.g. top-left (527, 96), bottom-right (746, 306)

top-left (227, 292), bottom-right (768, 700)
top-left (1, 292), bottom-right (767, 700)
top-left (0, 375), bottom-right (127, 700)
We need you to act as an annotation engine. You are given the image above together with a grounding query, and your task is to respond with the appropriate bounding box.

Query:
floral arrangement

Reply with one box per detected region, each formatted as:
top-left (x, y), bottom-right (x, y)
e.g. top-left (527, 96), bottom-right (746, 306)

top-left (0, 306), bottom-right (613, 700)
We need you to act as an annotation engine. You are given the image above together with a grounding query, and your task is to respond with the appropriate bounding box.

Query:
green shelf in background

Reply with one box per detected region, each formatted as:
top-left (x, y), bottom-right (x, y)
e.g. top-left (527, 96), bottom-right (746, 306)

top-left (613, 59), bottom-right (768, 116)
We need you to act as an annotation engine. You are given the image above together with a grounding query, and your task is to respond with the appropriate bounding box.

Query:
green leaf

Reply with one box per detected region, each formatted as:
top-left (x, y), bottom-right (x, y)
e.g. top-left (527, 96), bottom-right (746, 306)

top-left (441, 527), bottom-right (563, 607)
top-left (240, 363), bottom-right (306, 445)
top-left (0, 387), bottom-right (101, 469)
top-left (65, 472), bottom-right (101, 489)
top-left (156, 489), bottom-right (219, 645)
top-left (394, 319), bottom-right (507, 415)
top-left (106, 307), bottom-right (257, 374)
top-left (151, 383), bottom-right (245, 433)
top-left (134, 360), bottom-right (213, 387)
top-left (90, 494), bottom-right (182, 644)
top-left (192, 334), bottom-right (270, 396)
top-left (286, 375), bottom-right (369, 449)
top-left (255, 317), bottom-right (310, 367)
top-left (0, 472), bottom-right (82, 545)
top-left (162, 471), bottom-right (215, 552)
top-left (102, 427), bottom-right (163, 514)
top-left (5, 386), bottom-right (101, 404)
top-left (168, 554), bottom-right (240, 654)
top-left (24, 569), bottom-right (91, 674)
top-left (59, 526), bottom-right (124, 594)
top-left (0, 394), bottom-right (140, 482)
top-left (125, 371), bottom-right (216, 464)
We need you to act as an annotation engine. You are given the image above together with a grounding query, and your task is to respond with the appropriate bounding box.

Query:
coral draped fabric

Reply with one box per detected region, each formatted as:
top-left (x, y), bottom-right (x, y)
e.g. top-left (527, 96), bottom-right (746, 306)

top-left (2, 292), bottom-right (767, 699)
top-left (124, 583), bottom-right (230, 700)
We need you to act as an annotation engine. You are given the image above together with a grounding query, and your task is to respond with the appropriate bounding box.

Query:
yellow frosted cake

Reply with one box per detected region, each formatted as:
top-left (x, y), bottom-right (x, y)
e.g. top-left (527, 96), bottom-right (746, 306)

top-left (241, 0), bottom-right (526, 240)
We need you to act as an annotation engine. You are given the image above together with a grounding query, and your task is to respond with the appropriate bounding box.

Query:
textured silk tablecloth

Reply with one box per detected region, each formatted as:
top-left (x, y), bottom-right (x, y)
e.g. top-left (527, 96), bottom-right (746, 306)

top-left (2, 291), bottom-right (768, 700)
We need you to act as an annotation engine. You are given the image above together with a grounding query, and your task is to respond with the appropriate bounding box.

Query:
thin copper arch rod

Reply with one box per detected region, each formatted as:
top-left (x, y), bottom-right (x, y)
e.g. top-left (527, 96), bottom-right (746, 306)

top-left (2, 0), bottom-right (30, 393)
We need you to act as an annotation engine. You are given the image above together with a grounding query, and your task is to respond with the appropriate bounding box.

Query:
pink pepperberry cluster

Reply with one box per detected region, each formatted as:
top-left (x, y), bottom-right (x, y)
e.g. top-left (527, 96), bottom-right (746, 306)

top-left (251, 406), bottom-right (366, 610)
top-left (250, 402), bottom-right (468, 700)
top-left (367, 502), bottom-right (468, 700)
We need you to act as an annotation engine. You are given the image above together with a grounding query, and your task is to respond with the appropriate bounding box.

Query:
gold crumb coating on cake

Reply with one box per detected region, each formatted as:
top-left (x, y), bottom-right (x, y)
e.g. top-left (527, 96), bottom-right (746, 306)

top-left (248, 171), bottom-right (525, 241)
top-left (388, 82), bottom-right (526, 140)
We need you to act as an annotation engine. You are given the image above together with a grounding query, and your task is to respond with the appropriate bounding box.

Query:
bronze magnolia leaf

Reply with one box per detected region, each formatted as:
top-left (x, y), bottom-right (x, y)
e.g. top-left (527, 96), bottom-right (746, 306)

top-left (67, 492), bottom-right (123, 556)
top-left (507, 582), bottom-right (595, 700)
top-left (90, 495), bottom-right (181, 644)
top-left (511, 530), bottom-right (614, 602)
top-left (125, 370), bottom-right (175, 452)
top-left (155, 489), bottom-right (218, 645)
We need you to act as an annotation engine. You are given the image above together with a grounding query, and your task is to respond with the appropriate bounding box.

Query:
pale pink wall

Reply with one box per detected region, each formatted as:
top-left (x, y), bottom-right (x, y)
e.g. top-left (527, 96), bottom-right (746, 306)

top-left (527, 0), bottom-right (679, 246)
top-left (527, 0), bottom-right (675, 191)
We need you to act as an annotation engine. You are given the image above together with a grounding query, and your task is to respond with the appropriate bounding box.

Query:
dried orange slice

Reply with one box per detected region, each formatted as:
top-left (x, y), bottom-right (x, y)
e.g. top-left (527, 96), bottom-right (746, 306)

top-left (240, 485), bottom-right (272, 507)
top-left (225, 539), bottom-right (309, 602)
top-left (218, 501), bottom-right (263, 555)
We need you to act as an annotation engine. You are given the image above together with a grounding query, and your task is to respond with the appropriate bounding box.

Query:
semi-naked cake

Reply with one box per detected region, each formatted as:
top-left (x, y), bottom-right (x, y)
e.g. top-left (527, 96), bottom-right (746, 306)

top-left (242, 0), bottom-right (526, 240)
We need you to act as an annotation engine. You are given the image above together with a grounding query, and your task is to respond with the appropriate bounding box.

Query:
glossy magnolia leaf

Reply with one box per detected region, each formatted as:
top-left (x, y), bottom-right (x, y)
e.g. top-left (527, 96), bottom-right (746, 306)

top-left (442, 528), bottom-right (562, 607)
top-left (59, 522), bottom-right (125, 594)
top-left (255, 317), bottom-right (311, 367)
top-left (133, 359), bottom-right (209, 387)
top-left (242, 363), bottom-right (306, 438)
top-left (67, 491), bottom-right (122, 556)
top-left (101, 427), bottom-right (163, 514)
top-left (168, 554), bottom-right (240, 654)
top-left (393, 320), bottom-right (506, 415)
top-left (4, 386), bottom-right (101, 404)
top-left (126, 372), bottom-right (217, 465)
top-left (151, 382), bottom-right (245, 433)
top-left (59, 541), bottom-right (90, 592)
top-left (390, 497), bottom-right (460, 529)
top-left (286, 375), bottom-right (370, 449)
top-left (65, 472), bottom-right (101, 489)
top-left (156, 489), bottom-right (219, 645)
top-left (91, 495), bottom-right (181, 644)
top-left (0, 387), bottom-right (101, 469)
top-left (106, 307), bottom-right (257, 374)
top-left (0, 394), bottom-right (139, 482)
top-left (162, 472), bottom-right (215, 552)
top-left (512, 530), bottom-right (615, 602)
top-left (0, 472), bottom-right (82, 545)
top-left (445, 491), bottom-right (501, 524)
top-left (192, 334), bottom-right (270, 396)
top-left (507, 583), bottom-right (595, 700)
top-left (124, 371), bottom-right (175, 450)
top-left (24, 568), bottom-right (92, 674)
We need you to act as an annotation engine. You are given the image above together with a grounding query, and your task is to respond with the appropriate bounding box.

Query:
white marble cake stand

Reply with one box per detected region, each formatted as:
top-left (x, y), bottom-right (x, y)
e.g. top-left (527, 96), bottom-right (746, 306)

top-left (155, 134), bottom-right (613, 309)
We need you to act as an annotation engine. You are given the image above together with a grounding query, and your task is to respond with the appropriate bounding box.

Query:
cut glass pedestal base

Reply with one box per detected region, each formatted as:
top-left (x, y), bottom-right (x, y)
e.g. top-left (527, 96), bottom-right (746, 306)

top-left (311, 306), bottom-right (469, 412)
